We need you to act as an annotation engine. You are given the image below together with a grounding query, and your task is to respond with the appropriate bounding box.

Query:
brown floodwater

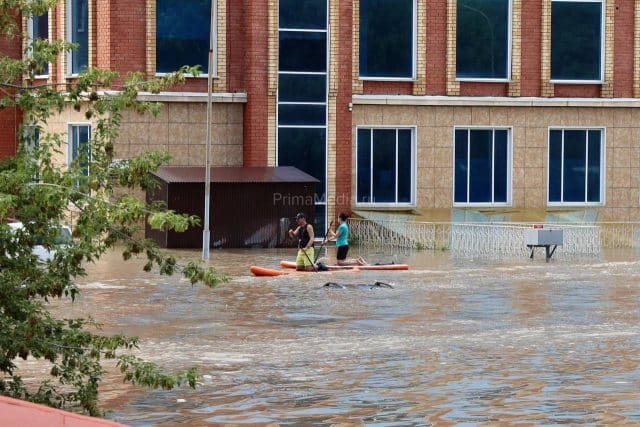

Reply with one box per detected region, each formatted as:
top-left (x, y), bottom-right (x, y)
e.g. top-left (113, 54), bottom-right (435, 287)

top-left (29, 247), bottom-right (640, 425)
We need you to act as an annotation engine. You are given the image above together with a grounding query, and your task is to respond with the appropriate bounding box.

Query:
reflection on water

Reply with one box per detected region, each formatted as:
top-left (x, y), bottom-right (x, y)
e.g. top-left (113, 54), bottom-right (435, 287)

top-left (51, 247), bottom-right (640, 425)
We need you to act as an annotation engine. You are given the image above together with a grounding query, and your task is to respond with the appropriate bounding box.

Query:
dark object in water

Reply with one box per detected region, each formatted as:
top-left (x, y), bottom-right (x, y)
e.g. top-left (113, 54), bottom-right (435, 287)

top-left (323, 281), bottom-right (394, 290)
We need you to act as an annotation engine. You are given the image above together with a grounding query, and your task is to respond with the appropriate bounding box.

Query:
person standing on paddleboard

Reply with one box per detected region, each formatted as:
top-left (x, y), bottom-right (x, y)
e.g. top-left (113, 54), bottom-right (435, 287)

top-left (328, 213), bottom-right (367, 266)
top-left (289, 213), bottom-right (315, 271)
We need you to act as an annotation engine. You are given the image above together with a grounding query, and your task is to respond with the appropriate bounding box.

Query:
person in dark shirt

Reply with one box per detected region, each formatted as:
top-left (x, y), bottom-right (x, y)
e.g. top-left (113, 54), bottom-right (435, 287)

top-left (288, 212), bottom-right (315, 271)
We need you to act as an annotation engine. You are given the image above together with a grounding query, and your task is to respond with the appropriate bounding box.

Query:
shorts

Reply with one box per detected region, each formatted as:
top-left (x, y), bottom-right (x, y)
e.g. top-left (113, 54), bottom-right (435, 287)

top-left (337, 245), bottom-right (349, 261)
top-left (296, 247), bottom-right (315, 267)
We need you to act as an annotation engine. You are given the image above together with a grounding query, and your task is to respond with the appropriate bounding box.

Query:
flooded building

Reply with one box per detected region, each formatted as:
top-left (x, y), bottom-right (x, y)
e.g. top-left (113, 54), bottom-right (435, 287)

top-left (2, 0), bottom-right (640, 227)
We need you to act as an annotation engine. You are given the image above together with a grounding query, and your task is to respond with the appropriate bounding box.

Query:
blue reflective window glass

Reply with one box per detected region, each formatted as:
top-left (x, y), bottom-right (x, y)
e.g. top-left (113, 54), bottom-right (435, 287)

top-left (549, 130), bottom-right (562, 202)
top-left (587, 130), bottom-right (601, 202)
top-left (278, 105), bottom-right (326, 126)
top-left (397, 130), bottom-right (412, 203)
top-left (279, 0), bottom-right (327, 29)
top-left (551, 1), bottom-right (602, 80)
top-left (315, 204), bottom-right (327, 238)
top-left (454, 130), bottom-right (469, 203)
top-left (156, 0), bottom-right (210, 73)
top-left (278, 74), bottom-right (326, 102)
top-left (360, 0), bottom-right (413, 78)
top-left (279, 31), bottom-right (327, 72)
top-left (278, 128), bottom-right (326, 200)
top-left (372, 129), bottom-right (397, 203)
top-left (469, 130), bottom-right (493, 203)
top-left (563, 130), bottom-right (587, 202)
top-left (71, 125), bottom-right (91, 176)
top-left (32, 12), bottom-right (49, 75)
top-left (70, 0), bottom-right (88, 74)
top-left (457, 0), bottom-right (509, 79)
top-left (357, 129), bottom-right (372, 203)
top-left (493, 130), bottom-right (508, 203)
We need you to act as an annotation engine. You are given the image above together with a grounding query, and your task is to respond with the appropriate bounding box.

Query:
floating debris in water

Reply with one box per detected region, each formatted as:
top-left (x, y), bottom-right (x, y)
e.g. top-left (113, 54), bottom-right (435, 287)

top-left (323, 281), bottom-right (394, 290)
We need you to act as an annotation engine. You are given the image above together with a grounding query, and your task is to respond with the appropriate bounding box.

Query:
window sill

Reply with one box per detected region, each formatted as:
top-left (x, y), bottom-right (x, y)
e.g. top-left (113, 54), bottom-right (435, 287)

top-left (34, 75), bottom-right (50, 79)
top-left (155, 73), bottom-right (219, 79)
top-left (359, 77), bottom-right (416, 82)
top-left (453, 203), bottom-right (512, 208)
top-left (550, 79), bottom-right (604, 85)
top-left (547, 202), bottom-right (605, 207)
top-left (456, 78), bottom-right (511, 83)
top-left (355, 203), bottom-right (416, 210)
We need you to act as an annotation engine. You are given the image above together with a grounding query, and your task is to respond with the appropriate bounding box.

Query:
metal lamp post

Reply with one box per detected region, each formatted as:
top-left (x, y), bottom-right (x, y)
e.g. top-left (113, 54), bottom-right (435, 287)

top-left (202, 0), bottom-right (216, 260)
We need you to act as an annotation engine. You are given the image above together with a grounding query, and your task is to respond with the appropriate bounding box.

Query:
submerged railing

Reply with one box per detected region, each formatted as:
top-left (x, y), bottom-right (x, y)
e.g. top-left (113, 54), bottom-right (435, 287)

top-left (349, 219), bottom-right (640, 256)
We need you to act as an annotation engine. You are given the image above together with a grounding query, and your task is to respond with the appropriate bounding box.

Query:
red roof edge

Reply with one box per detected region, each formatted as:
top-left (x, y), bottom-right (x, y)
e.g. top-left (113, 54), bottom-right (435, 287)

top-left (0, 395), bottom-right (128, 427)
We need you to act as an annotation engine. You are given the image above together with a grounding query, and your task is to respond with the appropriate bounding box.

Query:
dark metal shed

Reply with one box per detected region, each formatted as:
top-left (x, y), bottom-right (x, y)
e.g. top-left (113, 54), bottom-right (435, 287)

top-left (146, 166), bottom-right (319, 248)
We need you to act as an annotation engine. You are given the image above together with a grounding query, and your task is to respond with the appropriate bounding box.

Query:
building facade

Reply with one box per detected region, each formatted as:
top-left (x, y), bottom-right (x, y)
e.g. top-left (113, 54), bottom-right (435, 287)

top-left (3, 0), bottom-right (640, 228)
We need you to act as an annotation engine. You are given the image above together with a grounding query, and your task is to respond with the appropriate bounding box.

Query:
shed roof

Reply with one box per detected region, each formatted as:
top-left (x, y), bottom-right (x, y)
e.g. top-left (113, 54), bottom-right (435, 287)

top-left (151, 166), bottom-right (320, 184)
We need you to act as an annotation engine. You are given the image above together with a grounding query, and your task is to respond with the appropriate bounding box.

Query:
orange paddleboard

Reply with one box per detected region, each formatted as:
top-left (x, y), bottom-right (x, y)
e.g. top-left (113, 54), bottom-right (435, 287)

top-left (250, 265), bottom-right (359, 277)
top-left (279, 260), bottom-right (409, 271)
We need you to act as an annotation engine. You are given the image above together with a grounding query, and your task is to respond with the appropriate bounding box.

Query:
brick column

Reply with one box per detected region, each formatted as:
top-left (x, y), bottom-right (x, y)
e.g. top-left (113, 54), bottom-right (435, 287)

top-left (336, 0), bottom-right (353, 216)
top-left (213, 0), bottom-right (227, 92)
top-left (243, 0), bottom-right (269, 166)
top-left (540, 0), bottom-right (554, 97)
top-left (0, 15), bottom-right (23, 158)
top-left (635, 0), bottom-right (640, 97)
top-left (413, 0), bottom-right (427, 95)
top-left (58, 0), bottom-right (66, 82)
top-left (266, 0), bottom-right (278, 167)
top-left (327, 0), bottom-right (340, 222)
top-left (445, 0), bottom-right (460, 95)
top-left (508, 0), bottom-right (522, 97)
top-left (601, 0), bottom-right (615, 97)
top-left (352, 0), bottom-right (363, 94)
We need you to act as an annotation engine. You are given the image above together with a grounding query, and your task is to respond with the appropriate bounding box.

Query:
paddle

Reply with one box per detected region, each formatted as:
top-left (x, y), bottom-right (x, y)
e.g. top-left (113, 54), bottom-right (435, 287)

top-left (301, 247), bottom-right (318, 273)
top-left (314, 221), bottom-right (334, 263)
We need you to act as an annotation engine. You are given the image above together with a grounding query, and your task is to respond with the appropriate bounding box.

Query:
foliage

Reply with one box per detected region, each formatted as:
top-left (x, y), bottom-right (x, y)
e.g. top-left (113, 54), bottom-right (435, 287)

top-left (0, 1), bottom-right (227, 416)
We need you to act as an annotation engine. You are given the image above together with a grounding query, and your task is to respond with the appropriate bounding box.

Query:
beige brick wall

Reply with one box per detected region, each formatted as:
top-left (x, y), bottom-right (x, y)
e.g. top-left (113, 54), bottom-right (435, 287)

top-left (508, 0), bottom-right (522, 97)
top-left (601, 0), bottom-right (615, 97)
top-left (446, 0), bottom-right (460, 95)
top-left (413, 0), bottom-right (427, 96)
top-left (352, 105), bottom-right (640, 222)
top-left (635, 1), bottom-right (640, 97)
top-left (352, 0), bottom-right (363, 94)
top-left (327, 0), bottom-right (340, 224)
top-left (42, 102), bottom-right (244, 169)
top-left (540, 0), bottom-right (553, 97)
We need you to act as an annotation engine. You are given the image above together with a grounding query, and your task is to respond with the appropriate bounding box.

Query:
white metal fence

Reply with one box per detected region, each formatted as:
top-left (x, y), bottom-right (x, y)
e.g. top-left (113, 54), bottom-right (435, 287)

top-left (349, 219), bottom-right (640, 256)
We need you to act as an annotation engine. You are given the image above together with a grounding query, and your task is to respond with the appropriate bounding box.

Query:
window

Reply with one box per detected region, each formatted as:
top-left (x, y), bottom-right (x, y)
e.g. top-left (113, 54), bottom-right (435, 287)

top-left (23, 126), bottom-right (40, 151)
top-left (28, 11), bottom-right (49, 76)
top-left (277, 0), bottom-right (328, 233)
top-left (69, 124), bottom-right (91, 176)
top-left (454, 128), bottom-right (511, 205)
top-left (359, 0), bottom-right (415, 79)
top-left (67, 0), bottom-right (88, 75)
top-left (156, 0), bottom-right (213, 74)
top-left (551, 0), bottom-right (603, 81)
top-left (357, 128), bottom-right (415, 205)
top-left (548, 129), bottom-right (604, 204)
top-left (456, 0), bottom-right (510, 80)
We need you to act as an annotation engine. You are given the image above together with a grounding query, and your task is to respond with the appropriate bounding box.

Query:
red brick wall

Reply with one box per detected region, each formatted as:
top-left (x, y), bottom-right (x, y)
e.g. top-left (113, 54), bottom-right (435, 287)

top-left (554, 85), bottom-right (601, 98)
top-left (520, 0), bottom-right (542, 96)
top-left (460, 82), bottom-right (508, 96)
top-left (242, 0), bottom-right (269, 166)
top-left (335, 0), bottom-right (353, 215)
top-left (96, 0), bottom-right (147, 84)
top-left (0, 16), bottom-right (22, 159)
top-left (426, 0), bottom-right (447, 95)
top-left (614, 0), bottom-right (634, 98)
top-left (227, 0), bottom-right (245, 92)
top-left (363, 81), bottom-right (413, 95)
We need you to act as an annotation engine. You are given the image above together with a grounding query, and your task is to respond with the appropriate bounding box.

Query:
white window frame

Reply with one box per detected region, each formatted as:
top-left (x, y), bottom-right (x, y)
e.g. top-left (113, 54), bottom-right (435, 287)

top-left (452, 126), bottom-right (513, 207)
top-left (66, 0), bottom-right (88, 77)
top-left (27, 12), bottom-right (50, 79)
top-left (68, 123), bottom-right (92, 174)
top-left (455, 0), bottom-right (513, 83)
top-left (549, 0), bottom-right (605, 84)
top-left (355, 125), bottom-right (418, 208)
top-left (154, 0), bottom-right (218, 79)
top-left (358, 0), bottom-right (417, 82)
top-left (546, 126), bottom-right (606, 207)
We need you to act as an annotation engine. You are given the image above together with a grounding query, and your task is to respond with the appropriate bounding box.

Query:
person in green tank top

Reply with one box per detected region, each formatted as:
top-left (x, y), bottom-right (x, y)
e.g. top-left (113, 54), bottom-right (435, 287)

top-left (328, 213), bottom-right (367, 266)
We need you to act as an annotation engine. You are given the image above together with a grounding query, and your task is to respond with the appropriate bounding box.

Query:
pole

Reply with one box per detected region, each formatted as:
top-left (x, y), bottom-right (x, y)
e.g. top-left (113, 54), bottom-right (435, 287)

top-left (202, 0), bottom-right (216, 260)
